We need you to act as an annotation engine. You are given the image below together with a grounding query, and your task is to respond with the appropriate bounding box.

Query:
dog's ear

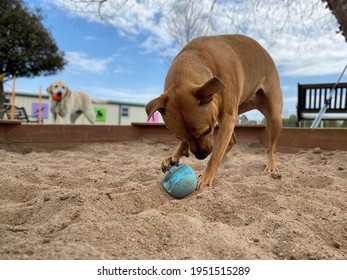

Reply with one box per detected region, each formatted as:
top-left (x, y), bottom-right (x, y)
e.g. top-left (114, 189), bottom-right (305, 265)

top-left (46, 85), bottom-right (52, 94)
top-left (65, 86), bottom-right (71, 96)
top-left (145, 94), bottom-right (168, 120)
top-left (196, 77), bottom-right (225, 105)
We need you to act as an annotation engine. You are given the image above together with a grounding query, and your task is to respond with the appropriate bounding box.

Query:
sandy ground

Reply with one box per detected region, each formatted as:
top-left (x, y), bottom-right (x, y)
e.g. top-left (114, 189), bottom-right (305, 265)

top-left (0, 139), bottom-right (346, 260)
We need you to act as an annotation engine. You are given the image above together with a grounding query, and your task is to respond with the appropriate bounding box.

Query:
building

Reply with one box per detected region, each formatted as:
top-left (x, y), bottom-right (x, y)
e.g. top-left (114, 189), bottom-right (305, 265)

top-left (4, 92), bottom-right (163, 125)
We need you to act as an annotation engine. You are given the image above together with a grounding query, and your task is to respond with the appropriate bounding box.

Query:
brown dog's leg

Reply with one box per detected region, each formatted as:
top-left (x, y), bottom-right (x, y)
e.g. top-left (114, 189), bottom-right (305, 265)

top-left (256, 87), bottom-right (283, 172)
top-left (198, 113), bottom-right (237, 188)
top-left (224, 131), bottom-right (237, 156)
top-left (161, 141), bottom-right (189, 172)
top-left (263, 114), bottom-right (282, 172)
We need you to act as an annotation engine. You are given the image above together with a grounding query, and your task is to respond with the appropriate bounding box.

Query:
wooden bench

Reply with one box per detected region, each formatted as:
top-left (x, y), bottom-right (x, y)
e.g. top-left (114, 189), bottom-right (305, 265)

top-left (297, 83), bottom-right (347, 126)
top-left (3, 106), bottom-right (39, 123)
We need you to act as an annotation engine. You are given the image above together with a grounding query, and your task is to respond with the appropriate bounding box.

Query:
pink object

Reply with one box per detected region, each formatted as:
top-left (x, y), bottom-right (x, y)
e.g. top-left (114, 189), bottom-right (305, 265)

top-left (148, 111), bottom-right (159, 123)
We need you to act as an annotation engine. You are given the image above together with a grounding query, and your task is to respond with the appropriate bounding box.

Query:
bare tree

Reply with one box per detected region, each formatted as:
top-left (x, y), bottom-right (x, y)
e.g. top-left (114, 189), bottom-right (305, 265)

top-left (323, 0), bottom-right (347, 41)
top-left (70, 0), bottom-right (126, 18)
top-left (52, 0), bottom-right (340, 59)
top-left (162, 0), bottom-right (217, 49)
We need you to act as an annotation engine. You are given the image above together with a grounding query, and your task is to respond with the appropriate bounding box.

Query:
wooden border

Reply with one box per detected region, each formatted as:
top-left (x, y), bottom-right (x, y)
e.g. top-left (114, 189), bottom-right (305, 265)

top-left (0, 123), bottom-right (141, 143)
top-left (1, 122), bottom-right (347, 152)
top-left (258, 127), bottom-right (347, 152)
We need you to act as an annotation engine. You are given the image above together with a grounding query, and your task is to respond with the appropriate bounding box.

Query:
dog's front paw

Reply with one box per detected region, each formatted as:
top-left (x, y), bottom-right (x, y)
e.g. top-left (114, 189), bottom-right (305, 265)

top-left (263, 155), bottom-right (279, 173)
top-left (161, 156), bottom-right (178, 173)
top-left (197, 172), bottom-right (215, 188)
top-left (263, 165), bottom-right (279, 173)
top-left (263, 162), bottom-right (279, 173)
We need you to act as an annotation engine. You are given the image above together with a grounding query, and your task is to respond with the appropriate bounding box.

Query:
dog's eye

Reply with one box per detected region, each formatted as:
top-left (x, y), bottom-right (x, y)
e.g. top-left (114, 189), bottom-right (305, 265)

top-left (200, 127), bottom-right (212, 137)
top-left (54, 85), bottom-right (58, 88)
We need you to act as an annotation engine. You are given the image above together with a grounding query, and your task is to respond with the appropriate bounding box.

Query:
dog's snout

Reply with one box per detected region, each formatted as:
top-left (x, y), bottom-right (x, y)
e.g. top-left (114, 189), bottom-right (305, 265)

top-left (195, 150), bottom-right (209, 160)
top-left (57, 92), bottom-right (62, 97)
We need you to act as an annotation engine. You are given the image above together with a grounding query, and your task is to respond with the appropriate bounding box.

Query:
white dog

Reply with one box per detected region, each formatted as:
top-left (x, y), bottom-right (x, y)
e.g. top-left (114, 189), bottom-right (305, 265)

top-left (47, 81), bottom-right (95, 124)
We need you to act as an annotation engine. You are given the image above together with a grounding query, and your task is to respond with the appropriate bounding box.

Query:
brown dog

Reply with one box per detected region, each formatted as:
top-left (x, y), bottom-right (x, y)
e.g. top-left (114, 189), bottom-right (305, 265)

top-left (146, 34), bottom-right (283, 188)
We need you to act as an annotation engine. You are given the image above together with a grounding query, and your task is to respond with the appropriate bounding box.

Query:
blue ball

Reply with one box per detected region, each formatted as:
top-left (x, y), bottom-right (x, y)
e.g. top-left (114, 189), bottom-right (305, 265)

top-left (162, 164), bottom-right (197, 199)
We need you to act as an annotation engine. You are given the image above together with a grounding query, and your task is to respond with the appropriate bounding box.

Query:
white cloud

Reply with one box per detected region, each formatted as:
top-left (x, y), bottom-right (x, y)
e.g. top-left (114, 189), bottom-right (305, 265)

top-left (113, 66), bottom-right (133, 75)
top-left (65, 51), bottom-right (116, 74)
top-left (211, 0), bottom-right (347, 78)
top-left (47, 0), bottom-right (347, 78)
top-left (84, 36), bottom-right (98, 41)
top-left (271, 33), bottom-right (347, 77)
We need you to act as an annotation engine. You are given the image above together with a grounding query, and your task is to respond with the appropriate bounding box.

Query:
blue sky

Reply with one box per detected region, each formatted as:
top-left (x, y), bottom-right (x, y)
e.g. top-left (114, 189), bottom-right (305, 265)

top-left (6, 0), bottom-right (347, 121)
top-left (10, 0), bottom-right (168, 102)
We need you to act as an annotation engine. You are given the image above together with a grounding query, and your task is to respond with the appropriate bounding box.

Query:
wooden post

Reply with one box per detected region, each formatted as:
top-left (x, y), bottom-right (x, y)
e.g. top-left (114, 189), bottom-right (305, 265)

top-left (38, 86), bottom-right (42, 124)
top-left (11, 77), bottom-right (16, 120)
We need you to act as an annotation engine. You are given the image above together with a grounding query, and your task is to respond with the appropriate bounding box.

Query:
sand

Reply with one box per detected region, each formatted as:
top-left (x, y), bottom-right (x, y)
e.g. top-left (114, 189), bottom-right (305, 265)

top-left (0, 139), bottom-right (346, 260)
